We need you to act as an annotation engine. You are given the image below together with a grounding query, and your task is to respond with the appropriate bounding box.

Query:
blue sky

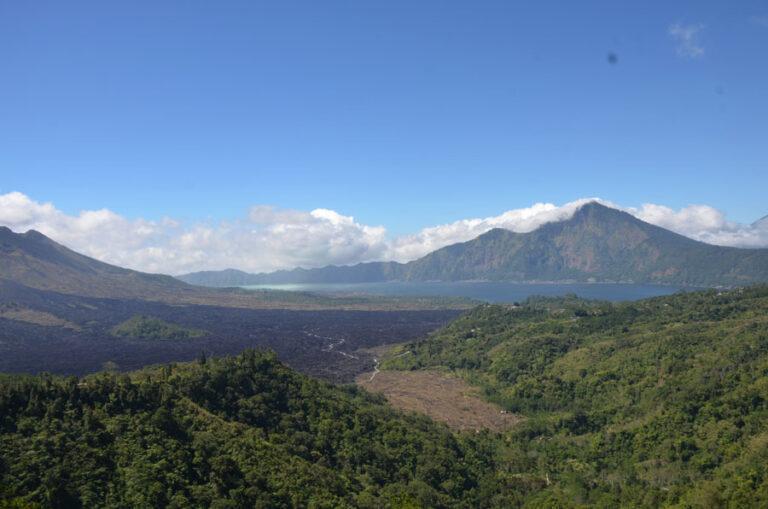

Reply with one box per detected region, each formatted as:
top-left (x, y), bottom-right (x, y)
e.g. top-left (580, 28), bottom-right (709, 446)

top-left (1, 0), bottom-right (767, 237)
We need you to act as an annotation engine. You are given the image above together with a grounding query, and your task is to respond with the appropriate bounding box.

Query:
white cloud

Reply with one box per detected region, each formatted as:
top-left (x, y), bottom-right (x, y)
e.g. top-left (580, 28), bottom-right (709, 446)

top-left (0, 192), bottom-right (388, 274)
top-left (386, 198), bottom-right (608, 261)
top-left (629, 203), bottom-right (768, 248)
top-left (669, 23), bottom-right (705, 59)
top-left (1, 191), bottom-right (767, 275)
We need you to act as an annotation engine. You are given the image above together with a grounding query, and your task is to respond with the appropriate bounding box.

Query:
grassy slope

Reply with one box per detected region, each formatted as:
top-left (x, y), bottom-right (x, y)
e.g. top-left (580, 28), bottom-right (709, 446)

top-left (385, 286), bottom-right (768, 507)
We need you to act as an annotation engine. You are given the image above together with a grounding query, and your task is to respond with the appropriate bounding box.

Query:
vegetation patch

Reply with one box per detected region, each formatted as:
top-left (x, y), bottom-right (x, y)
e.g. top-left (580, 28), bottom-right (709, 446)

top-left (0, 305), bottom-right (80, 330)
top-left (111, 315), bottom-right (207, 340)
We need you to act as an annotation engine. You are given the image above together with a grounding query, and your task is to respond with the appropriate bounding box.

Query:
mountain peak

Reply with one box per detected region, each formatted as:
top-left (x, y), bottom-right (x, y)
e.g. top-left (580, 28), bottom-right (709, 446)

top-left (577, 199), bottom-right (606, 209)
top-left (569, 201), bottom-right (636, 224)
top-left (22, 229), bottom-right (49, 240)
top-left (476, 227), bottom-right (516, 240)
top-left (0, 226), bottom-right (52, 244)
top-left (574, 200), bottom-right (619, 214)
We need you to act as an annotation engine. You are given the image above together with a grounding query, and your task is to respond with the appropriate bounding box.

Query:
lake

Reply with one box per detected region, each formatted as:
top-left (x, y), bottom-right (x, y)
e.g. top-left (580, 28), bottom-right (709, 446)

top-left (242, 282), bottom-right (699, 303)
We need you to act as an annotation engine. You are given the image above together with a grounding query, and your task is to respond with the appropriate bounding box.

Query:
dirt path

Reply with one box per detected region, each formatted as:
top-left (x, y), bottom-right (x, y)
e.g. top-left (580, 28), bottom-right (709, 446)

top-left (302, 330), bottom-right (359, 359)
top-left (367, 358), bottom-right (380, 382)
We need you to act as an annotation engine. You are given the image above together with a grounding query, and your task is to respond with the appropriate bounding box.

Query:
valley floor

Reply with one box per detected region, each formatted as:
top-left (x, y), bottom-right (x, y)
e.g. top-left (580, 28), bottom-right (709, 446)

top-left (0, 289), bottom-right (461, 382)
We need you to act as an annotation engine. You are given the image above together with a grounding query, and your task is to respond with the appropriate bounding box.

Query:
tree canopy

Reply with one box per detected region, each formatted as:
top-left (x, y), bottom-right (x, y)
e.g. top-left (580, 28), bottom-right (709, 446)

top-left (386, 286), bottom-right (768, 506)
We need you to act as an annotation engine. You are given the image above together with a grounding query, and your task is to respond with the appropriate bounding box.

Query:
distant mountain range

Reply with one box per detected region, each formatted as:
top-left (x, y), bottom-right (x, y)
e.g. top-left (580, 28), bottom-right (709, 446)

top-left (179, 202), bottom-right (768, 288)
top-left (0, 226), bottom-right (317, 308)
top-left (0, 226), bottom-right (463, 311)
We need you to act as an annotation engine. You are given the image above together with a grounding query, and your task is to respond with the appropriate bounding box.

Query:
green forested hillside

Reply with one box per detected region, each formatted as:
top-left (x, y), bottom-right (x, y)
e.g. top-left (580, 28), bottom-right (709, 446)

top-left (386, 286), bottom-right (768, 507)
top-left (401, 203), bottom-right (768, 286)
top-left (0, 351), bottom-right (513, 508)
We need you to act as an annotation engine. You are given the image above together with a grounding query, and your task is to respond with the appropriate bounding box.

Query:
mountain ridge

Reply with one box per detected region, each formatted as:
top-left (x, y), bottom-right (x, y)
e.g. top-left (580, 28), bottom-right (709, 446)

top-left (179, 202), bottom-right (768, 287)
top-left (0, 225), bottom-right (189, 299)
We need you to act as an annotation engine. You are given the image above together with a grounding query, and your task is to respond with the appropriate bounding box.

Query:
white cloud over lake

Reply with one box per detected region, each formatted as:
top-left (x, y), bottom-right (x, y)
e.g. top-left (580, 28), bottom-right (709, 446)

top-left (1, 191), bottom-right (766, 275)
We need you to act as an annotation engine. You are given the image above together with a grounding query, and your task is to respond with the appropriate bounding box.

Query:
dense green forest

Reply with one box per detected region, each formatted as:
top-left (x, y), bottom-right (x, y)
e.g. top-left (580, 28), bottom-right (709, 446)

top-left (0, 350), bottom-right (516, 508)
top-left (2, 286), bottom-right (768, 507)
top-left (386, 286), bottom-right (768, 507)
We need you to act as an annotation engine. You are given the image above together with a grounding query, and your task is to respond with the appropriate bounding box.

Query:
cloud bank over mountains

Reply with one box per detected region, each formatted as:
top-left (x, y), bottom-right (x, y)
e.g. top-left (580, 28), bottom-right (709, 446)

top-left (1, 192), bottom-right (766, 275)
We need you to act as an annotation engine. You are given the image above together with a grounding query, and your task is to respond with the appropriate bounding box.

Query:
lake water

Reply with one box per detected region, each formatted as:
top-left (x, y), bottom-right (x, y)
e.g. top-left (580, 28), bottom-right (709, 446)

top-left (242, 282), bottom-right (698, 303)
